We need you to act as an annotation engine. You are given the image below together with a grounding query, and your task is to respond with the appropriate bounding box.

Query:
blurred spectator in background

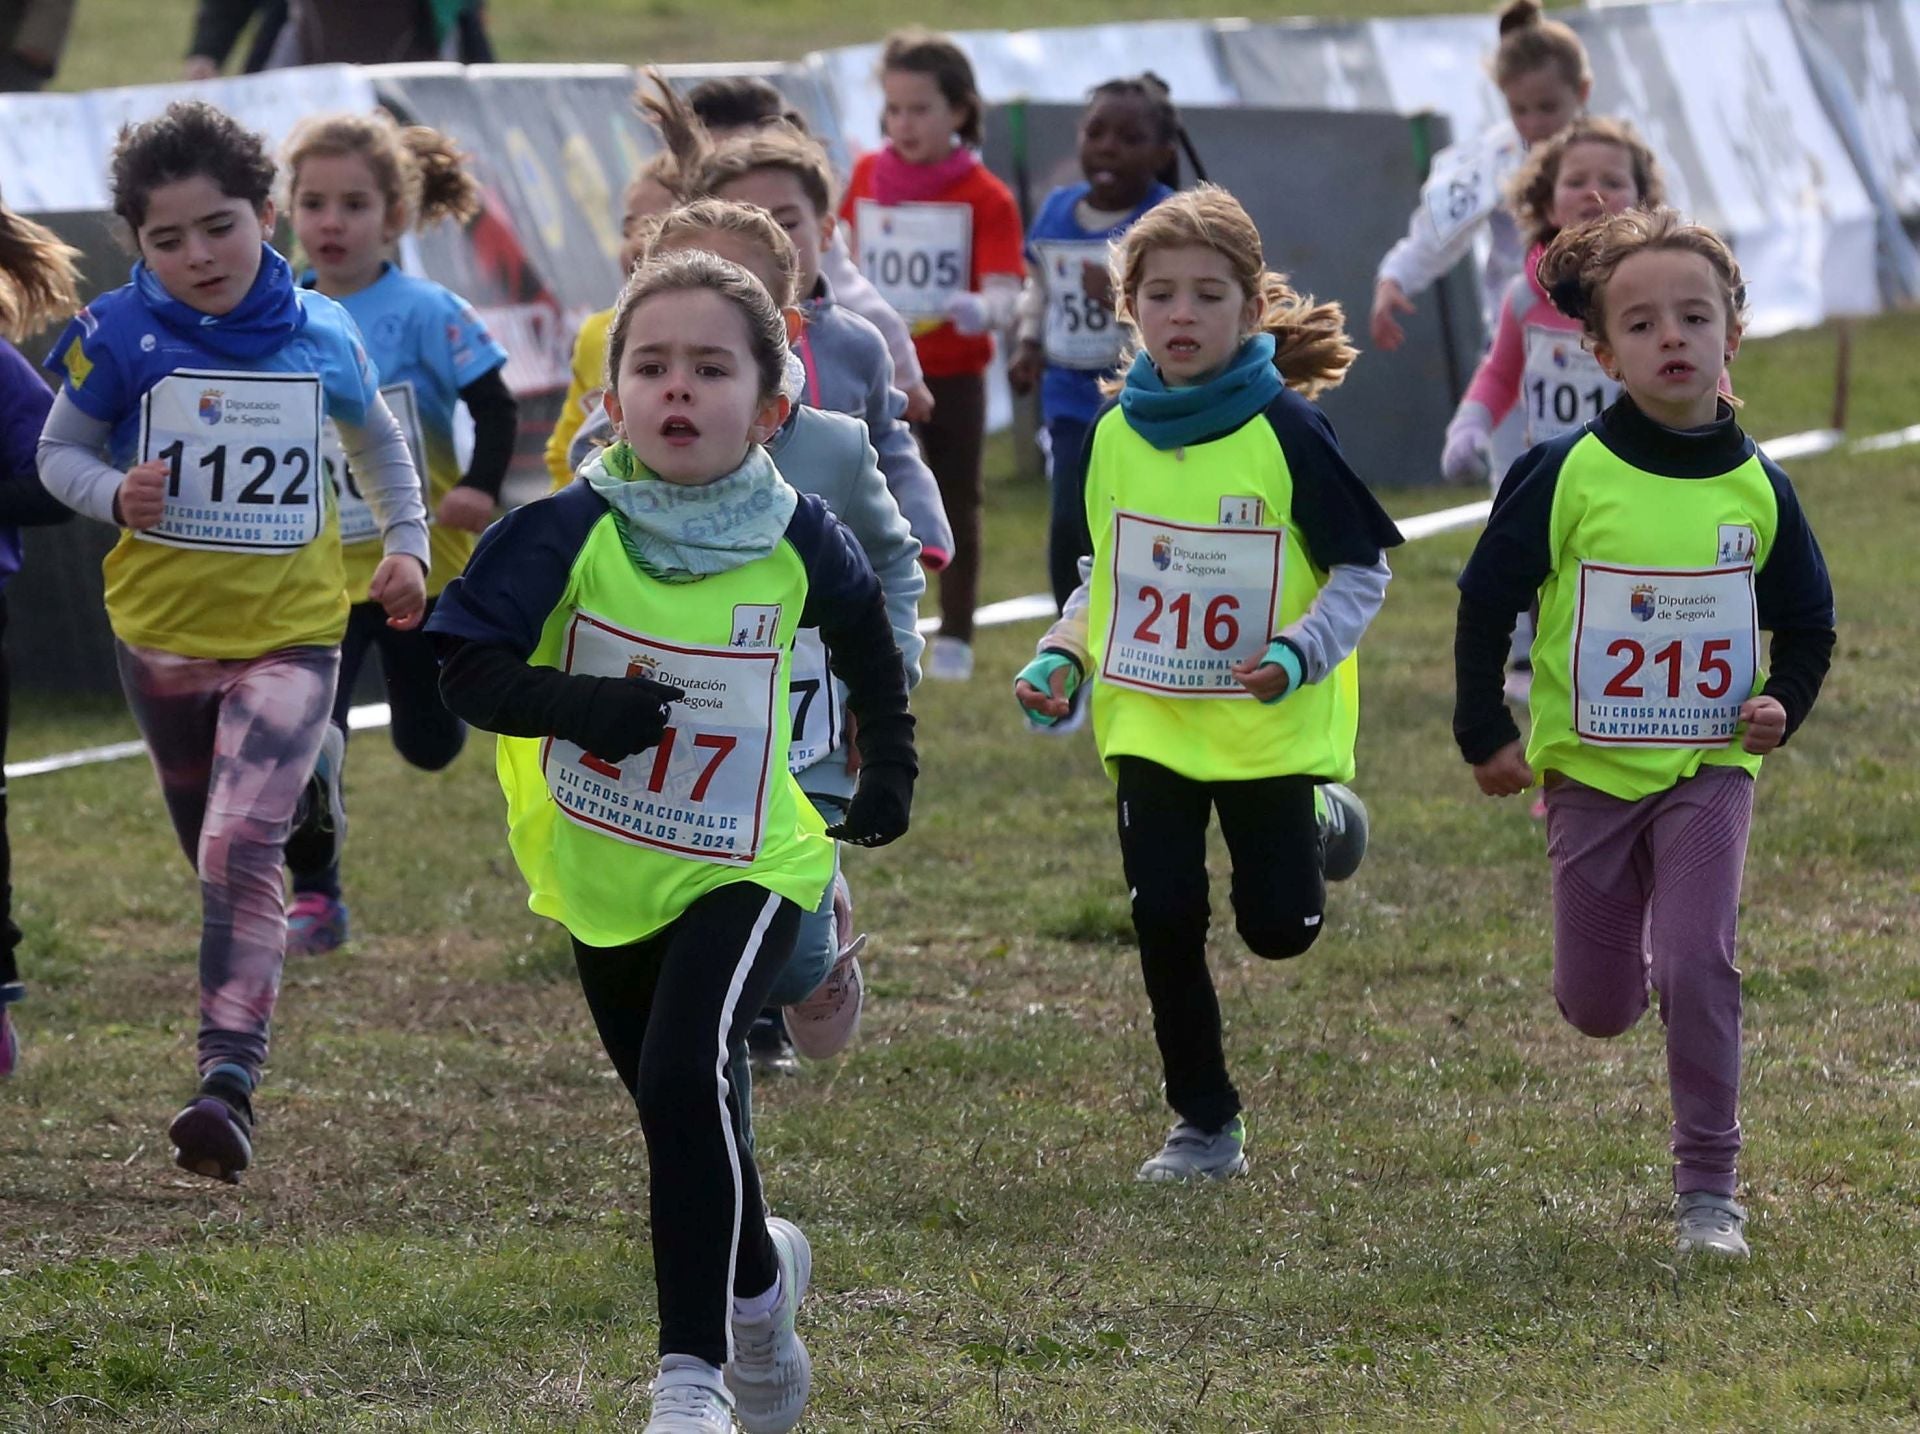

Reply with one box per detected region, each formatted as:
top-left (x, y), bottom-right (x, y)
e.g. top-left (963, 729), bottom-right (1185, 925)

top-left (267, 0), bottom-right (438, 65)
top-left (0, 0), bottom-right (72, 91)
top-left (183, 0), bottom-right (286, 79)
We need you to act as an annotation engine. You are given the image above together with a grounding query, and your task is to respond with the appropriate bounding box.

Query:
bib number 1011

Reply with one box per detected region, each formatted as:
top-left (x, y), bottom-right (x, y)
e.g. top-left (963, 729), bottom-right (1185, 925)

top-left (155, 439), bottom-right (312, 506)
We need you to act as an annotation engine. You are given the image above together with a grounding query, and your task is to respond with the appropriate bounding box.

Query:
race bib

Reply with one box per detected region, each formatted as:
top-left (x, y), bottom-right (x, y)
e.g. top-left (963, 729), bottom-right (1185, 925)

top-left (1572, 563), bottom-right (1758, 748)
top-left (544, 613), bottom-right (780, 864)
top-left (1523, 328), bottom-right (1614, 445)
top-left (136, 369), bottom-right (323, 553)
top-left (324, 382), bottom-right (428, 546)
top-left (1423, 147), bottom-right (1498, 248)
top-left (855, 200), bottom-right (971, 322)
top-left (1035, 238), bottom-right (1122, 370)
top-left (1101, 511), bottom-right (1282, 697)
top-left (786, 627), bottom-right (845, 775)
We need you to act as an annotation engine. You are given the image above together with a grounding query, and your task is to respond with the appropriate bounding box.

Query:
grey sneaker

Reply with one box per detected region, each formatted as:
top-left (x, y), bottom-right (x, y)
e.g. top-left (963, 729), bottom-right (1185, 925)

top-left (1675, 1192), bottom-right (1750, 1259)
top-left (726, 1216), bottom-right (812, 1433)
top-left (644, 1362), bottom-right (737, 1433)
top-left (1136, 1116), bottom-right (1248, 1182)
top-left (1317, 783), bottom-right (1369, 883)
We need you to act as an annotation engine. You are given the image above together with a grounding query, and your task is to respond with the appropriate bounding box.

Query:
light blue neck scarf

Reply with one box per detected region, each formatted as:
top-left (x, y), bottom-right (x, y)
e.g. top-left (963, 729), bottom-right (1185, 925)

top-left (582, 440), bottom-right (798, 584)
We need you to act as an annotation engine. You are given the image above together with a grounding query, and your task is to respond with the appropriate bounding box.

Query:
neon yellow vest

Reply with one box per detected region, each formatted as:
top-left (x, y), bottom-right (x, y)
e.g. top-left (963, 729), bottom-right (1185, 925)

top-left (496, 514), bottom-right (832, 946)
top-left (1083, 408), bottom-right (1359, 784)
top-left (1530, 433), bottom-right (1777, 800)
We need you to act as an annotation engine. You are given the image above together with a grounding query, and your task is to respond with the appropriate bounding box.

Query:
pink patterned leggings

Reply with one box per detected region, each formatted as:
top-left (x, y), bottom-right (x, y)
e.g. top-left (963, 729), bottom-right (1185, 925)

top-left (116, 641), bottom-right (339, 1079)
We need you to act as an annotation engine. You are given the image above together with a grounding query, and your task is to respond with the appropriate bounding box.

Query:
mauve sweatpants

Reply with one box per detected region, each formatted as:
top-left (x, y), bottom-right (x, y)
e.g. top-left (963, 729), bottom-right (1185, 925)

top-left (1542, 763), bottom-right (1755, 1196)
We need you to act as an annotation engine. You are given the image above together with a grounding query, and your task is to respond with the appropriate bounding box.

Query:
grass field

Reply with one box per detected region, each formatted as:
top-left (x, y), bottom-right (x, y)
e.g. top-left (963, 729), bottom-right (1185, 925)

top-left (2, 305), bottom-right (1918, 1430)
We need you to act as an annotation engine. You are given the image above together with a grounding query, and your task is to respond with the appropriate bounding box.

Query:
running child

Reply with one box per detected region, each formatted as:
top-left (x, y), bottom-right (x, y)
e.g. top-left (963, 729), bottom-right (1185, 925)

top-left (619, 196), bottom-right (926, 1134)
top-left (1014, 186), bottom-right (1401, 1181)
top-left (0, 190), bottom-right (82, 1078)
top-left (1370, 0), bottom-right (1592, 353)
top-left (1007, 73), bottom-right (1180, 613)
top-left (1442, 117), bottom-right (1664, 486)
top-left (1453, 208), bottom-right (1836, 1259)
top-left (429, 249), bottom-right (915, 1432)
top-left (684, 73), bottom-right (936, 427)
top-left (282, 110), bottom-right (517, 952)
top-left (691, 126), bottom-right (952, 573)
top-left (36, 100), bottom-right (429, 1181)
top-left (840, 28), bottom-right (1025, 680)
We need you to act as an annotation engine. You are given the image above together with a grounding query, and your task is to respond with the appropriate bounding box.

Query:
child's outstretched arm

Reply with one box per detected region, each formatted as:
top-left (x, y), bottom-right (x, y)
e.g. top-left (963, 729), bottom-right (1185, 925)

top-left (1747, 460), bottom-right (1837, 756)
top-left (1453, 446), bottom-right (1562, 794)
top-left (337, 394), bottom-right (431, 630)
top-left (1014, 556), bottom-right (1091, 726)
top-left (1444, 278), bottom-right (1530, 485)
top-left (827, 418), bottom-right (927, 685)
top-left (799, 499), bottom-right (915, 848)
top-left (428, 496), bottom-right (684, 758)
top-left (849, 318), bottom-right (952, 567)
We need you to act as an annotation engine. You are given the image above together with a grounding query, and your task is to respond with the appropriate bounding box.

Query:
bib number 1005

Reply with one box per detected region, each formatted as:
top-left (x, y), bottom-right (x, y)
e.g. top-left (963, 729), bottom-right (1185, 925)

top-left (1132, 588), bottom-right (1241, 651)
top-left (155, 439), bottom-right (311, 507)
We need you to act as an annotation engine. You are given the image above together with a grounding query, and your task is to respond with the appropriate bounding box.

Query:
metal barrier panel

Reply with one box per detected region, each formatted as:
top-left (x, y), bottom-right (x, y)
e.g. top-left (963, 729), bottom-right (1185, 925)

top-left (983, 101), bottom-right (1484, 489)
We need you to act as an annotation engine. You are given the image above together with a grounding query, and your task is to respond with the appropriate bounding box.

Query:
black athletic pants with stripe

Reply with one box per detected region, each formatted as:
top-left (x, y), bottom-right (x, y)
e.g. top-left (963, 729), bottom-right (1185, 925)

top-left (1115, 757), bottom-right (1326, 1133)
top-left (571, 881), bottom-right (801, 1365)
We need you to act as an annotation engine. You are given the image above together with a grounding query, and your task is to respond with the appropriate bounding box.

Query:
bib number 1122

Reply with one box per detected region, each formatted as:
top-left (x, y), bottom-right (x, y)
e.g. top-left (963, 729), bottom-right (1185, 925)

top-left (155, 439), bottom-right (312, 506)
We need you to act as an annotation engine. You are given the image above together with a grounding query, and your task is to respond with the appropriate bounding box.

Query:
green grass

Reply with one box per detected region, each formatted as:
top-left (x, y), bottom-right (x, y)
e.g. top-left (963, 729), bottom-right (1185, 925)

top-left (53, 0), bottom-right (1504, 93)
top-left (3, 310), bottom-right (1918, 1429)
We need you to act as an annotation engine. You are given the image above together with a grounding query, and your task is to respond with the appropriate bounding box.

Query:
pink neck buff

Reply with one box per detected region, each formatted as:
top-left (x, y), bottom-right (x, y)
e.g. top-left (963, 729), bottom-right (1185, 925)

top-left (872, 142), bottom-right (978, 204)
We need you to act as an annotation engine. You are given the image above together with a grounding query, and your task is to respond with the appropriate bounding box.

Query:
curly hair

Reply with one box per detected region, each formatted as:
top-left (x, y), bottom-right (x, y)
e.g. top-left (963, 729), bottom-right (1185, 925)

top-left (1506, 117), bottom-right (1664, 249)
top-left (1537, 206), bottom-right (1749, 344)
top-left (285, 111), bottom-right (481, 233)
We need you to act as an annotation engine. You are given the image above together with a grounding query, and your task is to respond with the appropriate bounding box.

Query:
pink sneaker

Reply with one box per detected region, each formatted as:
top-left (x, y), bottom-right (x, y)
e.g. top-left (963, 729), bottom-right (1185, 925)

top-left (785, 875), bottom-right (865, 1061)
top-left (0, 982), bottom-right (21, 1079)
top-left (287, 893), bottom-right (349, 955)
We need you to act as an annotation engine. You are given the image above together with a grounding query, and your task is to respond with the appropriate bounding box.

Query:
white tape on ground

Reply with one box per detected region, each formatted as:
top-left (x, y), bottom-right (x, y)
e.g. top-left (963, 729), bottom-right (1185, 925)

top-left (15, 418), bottom-right (1916, 783)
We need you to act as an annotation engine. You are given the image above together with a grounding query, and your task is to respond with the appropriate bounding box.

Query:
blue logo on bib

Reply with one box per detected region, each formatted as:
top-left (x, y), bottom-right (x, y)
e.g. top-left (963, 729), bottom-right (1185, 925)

top-left (1151, 535), bottom-right (1173, 572)
top-left (198, 390), bottom-right (223, 426)
top-left (1630, 584), bottom-right (1657, 622)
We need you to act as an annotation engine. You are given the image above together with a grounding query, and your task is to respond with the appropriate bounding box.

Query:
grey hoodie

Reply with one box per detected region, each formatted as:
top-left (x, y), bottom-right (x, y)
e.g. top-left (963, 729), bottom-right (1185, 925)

top-left (795, 275), bottom-right (953, 566)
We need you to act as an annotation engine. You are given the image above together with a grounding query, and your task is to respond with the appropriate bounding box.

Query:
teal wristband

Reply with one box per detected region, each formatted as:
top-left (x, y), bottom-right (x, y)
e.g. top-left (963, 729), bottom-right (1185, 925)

top-left (1257, 639), bottom-right (1305, 705)
top-left (1014, 651), bottom-right (1081, 727)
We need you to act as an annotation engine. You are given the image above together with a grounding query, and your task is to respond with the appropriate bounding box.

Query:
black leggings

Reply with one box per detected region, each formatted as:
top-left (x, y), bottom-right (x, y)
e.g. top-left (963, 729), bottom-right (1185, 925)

top-left (1114, 756), bottom-right (1326, 1131)
top-left (571, 881), bottom-right (802, 1365)
top-left (289, 598), bottom-right (466, 898)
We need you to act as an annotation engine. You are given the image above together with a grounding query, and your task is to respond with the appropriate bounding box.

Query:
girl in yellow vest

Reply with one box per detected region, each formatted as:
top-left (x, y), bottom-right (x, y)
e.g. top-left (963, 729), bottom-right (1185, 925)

top-left (1013, 186), bottom-right (1403, 1183)
top-left (430, 250), bottom-right (915, 1434)
top-left (1453, 208), bottom-right (1836, 1260)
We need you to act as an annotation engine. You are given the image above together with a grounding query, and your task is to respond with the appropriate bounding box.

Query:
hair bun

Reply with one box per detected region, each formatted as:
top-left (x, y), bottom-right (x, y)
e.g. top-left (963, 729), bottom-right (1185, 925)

top-left (1498, 0), bottom-right (1545, 34)
top-left (1547, 273), bottom-right (1588, 322)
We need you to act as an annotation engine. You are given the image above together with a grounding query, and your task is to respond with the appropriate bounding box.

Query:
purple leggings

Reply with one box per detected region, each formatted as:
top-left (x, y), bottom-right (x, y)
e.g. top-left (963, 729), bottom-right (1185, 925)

top-left (1543, 764), bottom-right (1755, 1196)
top-left (116, 641), bottom-right (339, 1079)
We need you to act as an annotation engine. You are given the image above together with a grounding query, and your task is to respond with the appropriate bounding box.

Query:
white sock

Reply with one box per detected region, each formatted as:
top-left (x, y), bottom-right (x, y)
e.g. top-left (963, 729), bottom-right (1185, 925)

top-left (732, 1268), bottom-right (783, 1322)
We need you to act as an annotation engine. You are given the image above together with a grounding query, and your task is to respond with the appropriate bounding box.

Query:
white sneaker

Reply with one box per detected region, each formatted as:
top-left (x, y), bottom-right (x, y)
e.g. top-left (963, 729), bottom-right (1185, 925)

top-left (726, 1217), bottom-right (813, 1433)
top-left (927, 636), bottom-right (974, 682)
top-left (1136, 1116), bottom-right (1248, 1183)
top-left (1675, 1192), bottom-right (1750, 1260)
top-left (785, 874), bottom-right (866, 1061)
top-left (645, 1361), bottom-right (737, 1433)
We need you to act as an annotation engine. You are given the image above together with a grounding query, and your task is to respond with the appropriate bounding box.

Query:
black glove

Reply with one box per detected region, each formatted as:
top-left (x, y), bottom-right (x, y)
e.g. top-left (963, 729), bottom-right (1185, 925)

top-left (826, 759), bottom-right (915, 848)
top-left (568, 673), bottom-right (684, 763)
